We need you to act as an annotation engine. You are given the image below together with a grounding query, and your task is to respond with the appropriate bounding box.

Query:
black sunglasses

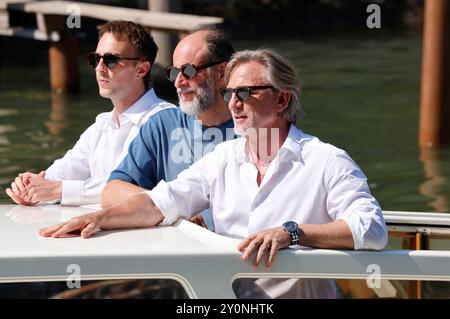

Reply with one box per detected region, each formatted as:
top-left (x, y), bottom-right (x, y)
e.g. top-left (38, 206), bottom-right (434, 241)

top-left (165, 60), bottom-right (225, 82)
top-left (220, 86), bottom-right (274, 103)
top-left (86, 52), bottom-right (141, 69)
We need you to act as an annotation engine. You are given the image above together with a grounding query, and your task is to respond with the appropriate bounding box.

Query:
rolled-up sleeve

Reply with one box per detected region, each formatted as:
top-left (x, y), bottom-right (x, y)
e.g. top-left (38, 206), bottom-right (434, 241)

top-left (325, 152), bottom-right (388, 250)
top-left (46, 124), bottom-right (95, 205)
top-left (147, 151), bottom-right (216, 225)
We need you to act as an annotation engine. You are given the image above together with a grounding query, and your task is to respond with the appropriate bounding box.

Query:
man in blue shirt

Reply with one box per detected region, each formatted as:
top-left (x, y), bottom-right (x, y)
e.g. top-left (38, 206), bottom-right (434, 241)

top-left (102, 29), bottom-right (236, 223)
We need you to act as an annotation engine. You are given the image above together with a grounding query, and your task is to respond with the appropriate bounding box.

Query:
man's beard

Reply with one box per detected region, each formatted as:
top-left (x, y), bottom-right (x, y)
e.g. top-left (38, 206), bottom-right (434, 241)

top-left (178, 77), bottom-right (216, 116)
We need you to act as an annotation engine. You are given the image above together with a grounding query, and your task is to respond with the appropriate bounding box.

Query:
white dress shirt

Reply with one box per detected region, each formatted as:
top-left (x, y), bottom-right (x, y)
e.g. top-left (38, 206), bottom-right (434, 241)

top-left (45, 89), bottom-right (175, 205)
top-left (148, 124), bottom-right (388, 298)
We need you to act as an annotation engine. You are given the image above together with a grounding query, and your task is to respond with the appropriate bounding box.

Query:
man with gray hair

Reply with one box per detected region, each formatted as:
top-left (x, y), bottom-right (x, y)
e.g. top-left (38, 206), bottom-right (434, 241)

top-left (40, 49), bottom-right (387, 299)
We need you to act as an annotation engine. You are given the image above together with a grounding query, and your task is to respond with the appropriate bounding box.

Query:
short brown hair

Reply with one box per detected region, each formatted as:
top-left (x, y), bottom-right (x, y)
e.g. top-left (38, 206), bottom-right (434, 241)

top-left (99, 20), bottom-right (158, 88)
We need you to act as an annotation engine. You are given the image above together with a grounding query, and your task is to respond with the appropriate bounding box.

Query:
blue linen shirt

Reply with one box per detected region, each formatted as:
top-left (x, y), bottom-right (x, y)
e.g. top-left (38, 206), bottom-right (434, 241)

top-left (109, 106), bottom-right (235, 192)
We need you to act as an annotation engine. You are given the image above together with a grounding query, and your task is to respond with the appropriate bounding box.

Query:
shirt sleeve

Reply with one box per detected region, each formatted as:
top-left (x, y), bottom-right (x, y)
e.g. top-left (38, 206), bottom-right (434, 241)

top-left (45, 123), bottom-right (97, 205)
top-left (325, 151), bottom-right (388, 250)
top-left (108, 119), bottom-right (159, 189)
top-left (147, 150), bottom-right (216, 226)
top-left (59, 180), bottom-right (103, 205)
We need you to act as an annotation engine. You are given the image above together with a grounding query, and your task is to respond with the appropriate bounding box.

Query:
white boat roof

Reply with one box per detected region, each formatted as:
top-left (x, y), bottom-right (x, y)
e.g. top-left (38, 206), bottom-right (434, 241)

top-left (2, 205), bottom-right (450, 298)
top-left (0, 204), bottom-right (240, 258)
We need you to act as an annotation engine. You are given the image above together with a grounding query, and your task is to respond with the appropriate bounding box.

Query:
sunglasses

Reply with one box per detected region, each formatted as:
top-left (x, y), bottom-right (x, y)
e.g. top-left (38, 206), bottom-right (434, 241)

top-left (86, 52), bottom-right (142, 69)
top-left (220, 86), bottom-right (274, 103)
top-left (165, 60), bottom-right (225, 82)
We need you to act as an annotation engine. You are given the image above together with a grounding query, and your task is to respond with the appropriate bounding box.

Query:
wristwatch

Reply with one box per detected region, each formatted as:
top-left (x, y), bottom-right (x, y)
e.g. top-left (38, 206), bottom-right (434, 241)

top-left (282, 221), bottom-right (299, 245)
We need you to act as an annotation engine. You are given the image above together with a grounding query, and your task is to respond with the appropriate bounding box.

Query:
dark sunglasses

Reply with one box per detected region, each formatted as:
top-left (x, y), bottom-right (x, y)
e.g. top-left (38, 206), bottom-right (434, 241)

top-left (86, 52), bottom-right (141, 69)
top-left (220, 86), bottom-right (274, 103)
top-left (165, 60), bottom-right (225, 82)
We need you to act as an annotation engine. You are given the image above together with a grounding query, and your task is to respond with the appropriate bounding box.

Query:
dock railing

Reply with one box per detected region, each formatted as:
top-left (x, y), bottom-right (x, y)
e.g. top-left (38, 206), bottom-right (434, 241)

top-left (384, 210), bottom-right (450, 298)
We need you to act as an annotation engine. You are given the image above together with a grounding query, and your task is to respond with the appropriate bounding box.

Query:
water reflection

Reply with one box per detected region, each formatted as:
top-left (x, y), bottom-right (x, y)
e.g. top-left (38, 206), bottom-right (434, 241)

top-left (419, 148), bottom-right (450, 213)
top-left (0, 125), bottom-right (13, 146)
top-left (45, 92), bottom-right (67, 136)
top-left (0, 110), bottom-right (17, 147)
top-left (5, 205), bottom-right (97, 224)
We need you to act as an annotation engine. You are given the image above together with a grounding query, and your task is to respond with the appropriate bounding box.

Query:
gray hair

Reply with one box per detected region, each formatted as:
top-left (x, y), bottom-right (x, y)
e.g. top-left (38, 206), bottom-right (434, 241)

top-left (225, 49), bottom-right (303, 123)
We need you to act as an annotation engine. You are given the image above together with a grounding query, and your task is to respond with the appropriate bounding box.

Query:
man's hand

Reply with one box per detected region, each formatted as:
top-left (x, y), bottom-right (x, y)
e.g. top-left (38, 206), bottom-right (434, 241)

top-left (189, 215), bottom-right (207, 228)
top-left (40, 192), bottom-right (165, 239)
top-left (39, 211), bottom-right (105, 239)
top-left (20, 171), bottom-right (62, 204)
top-left (5, 187), bottom-right (30, 205)
top-left (5, 171), bottom-right (41, 205)
top-left (237, 226), bottom-right (290, 269)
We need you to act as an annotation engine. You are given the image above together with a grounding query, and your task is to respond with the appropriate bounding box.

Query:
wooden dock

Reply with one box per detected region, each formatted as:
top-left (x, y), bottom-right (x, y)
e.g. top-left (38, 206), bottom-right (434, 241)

top-left (0, 0), bottom-right (224, 92)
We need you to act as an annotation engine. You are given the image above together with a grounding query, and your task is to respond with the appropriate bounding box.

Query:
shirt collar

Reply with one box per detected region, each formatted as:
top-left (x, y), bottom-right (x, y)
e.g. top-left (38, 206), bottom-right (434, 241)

top-left (278, 124), bottom-right (305, 163)
top-left (233, 124), bottom-right (305, 164)
top-left (118, 89), bottom-right (159, 126)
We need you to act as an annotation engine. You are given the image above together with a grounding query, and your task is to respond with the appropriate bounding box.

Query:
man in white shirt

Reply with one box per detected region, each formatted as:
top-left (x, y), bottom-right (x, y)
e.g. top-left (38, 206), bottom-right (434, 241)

top-left (5, 20), bottom-right (175, 206)
top-left (40, 49), bottom-right (388, 298)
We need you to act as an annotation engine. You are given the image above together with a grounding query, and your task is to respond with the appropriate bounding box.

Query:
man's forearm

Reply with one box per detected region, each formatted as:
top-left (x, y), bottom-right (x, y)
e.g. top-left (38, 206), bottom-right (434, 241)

top-left (101, 192), bottom-right (164, 229)
top-left (101, 180), bottom-right (147, 208)
top-left (298, 220), bottom-right (354, 249)
top-left (39, 192), bottom-right (164, 239)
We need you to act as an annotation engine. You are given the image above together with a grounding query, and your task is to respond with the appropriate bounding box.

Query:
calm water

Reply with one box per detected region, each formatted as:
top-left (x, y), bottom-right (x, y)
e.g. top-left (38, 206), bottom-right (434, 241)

top-left (1, 32), bottom-right (450, 214)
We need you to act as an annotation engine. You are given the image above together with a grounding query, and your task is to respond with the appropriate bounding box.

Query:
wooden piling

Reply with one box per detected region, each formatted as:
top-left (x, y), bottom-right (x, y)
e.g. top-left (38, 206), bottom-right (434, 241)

top-left (49, 31), bottom-right (80, 93)
top-left (148, 0), bottom-right (180, 67)
top-left (41, 14), bottom-right (80, 94)
top-left (419, 0), bottom-right (450, 148)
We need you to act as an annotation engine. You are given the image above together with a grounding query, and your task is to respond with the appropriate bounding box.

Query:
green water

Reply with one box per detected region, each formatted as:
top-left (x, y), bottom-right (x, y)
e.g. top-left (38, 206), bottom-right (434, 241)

top-left (1, 32), bottom-right (450, 215)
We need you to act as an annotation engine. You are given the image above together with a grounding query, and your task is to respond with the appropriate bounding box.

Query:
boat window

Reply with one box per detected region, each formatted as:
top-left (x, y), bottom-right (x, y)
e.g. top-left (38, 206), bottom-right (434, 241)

top-left (0, 279), bottom-right (188, 299)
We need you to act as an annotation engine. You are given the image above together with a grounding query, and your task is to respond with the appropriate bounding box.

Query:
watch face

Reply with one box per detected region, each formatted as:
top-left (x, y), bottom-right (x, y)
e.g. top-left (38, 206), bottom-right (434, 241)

top-left (284, 221), bottom-right (298, 233)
